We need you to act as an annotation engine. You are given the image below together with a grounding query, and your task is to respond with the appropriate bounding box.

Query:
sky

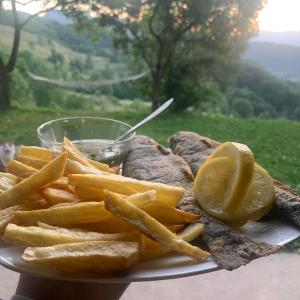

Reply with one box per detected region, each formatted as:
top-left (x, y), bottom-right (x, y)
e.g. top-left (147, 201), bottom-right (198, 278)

top-left (6, 0), bottom-right (300, 32)
top-left (259, 0), bottom-right (300, 31)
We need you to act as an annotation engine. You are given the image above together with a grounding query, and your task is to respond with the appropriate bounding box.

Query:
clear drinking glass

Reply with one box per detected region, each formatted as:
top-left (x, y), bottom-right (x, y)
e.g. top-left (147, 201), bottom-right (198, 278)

top-left (37, 117), bottom-right (135, 166)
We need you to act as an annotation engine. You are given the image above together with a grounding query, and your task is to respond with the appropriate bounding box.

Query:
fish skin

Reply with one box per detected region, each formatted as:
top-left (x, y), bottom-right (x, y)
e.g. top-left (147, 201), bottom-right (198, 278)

top-left (123, 135), bottom-right (279, 271)
top-left (169, 131), bottom-right (300, 228)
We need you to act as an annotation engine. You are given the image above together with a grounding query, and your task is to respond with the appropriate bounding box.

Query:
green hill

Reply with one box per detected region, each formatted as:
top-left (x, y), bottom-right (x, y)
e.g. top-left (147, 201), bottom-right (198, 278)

top-left (1, 108), bottom-right (300, 190)
top-left (0, 10), bottom-right (111, 56)
top-left (0, 24), bottom-right (114, 70)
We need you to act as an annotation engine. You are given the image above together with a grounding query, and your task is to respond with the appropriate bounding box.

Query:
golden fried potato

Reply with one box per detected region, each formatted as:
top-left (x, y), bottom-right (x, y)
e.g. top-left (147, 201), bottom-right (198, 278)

top-left (74, 186), bottom-right (106, 201)
top-left (6, 160), bottom-right (37, 178)
top-left (0, 172), bottom-right (19, 182)
top-left (4, 223), bottom-right (141, 247)
top-left (18, 146), bottom-right (53, 161)
top-left (17, 155), bottom-right (49, 169)
top-left (22, 241), bottom-right (140, 275)
top-left (63, 137), bottom-right (111, 173)
top-left (40, 188), bottom-right (80, 205)
top-left (142, 203), bottom-right (199, 224)
top-left (46, 177), bottom-right (69, 190)
top-left (0, 205), bottom-right (29, 234)
top-left (141, 223), bottom-right (204, 260)
top-left (15, 202), bottom-right (112, 226)
top-left (104, 191), bottom-right (209, 262)
top-left (69, 174), bottom-right (184, 207)
top-left (0, 152), bottom-right (67, 209)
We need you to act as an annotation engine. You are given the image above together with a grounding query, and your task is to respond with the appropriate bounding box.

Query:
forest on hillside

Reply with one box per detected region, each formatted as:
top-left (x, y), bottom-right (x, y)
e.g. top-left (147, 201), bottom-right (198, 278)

top-left (1, 3), bottom-right (300, 120)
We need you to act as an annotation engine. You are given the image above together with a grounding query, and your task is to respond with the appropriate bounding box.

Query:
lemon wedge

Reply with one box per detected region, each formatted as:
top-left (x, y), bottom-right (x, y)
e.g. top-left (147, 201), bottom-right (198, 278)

top-left (205, 142), bottom-right (254, 213)
top-left (232, 163), bottom-right (275, 223)
top-left (193, 142), bottom-right (275, 227)
top-left (193, 156), bottom-right (235, 220)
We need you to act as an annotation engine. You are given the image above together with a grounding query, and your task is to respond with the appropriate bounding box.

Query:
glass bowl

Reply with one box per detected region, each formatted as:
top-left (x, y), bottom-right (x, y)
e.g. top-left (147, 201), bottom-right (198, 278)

top-left (37, 117), bottom-right (135, 166)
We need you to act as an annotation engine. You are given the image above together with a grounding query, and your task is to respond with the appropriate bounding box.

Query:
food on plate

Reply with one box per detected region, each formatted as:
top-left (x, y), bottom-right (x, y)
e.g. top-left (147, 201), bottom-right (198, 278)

top-left (15, 202), bottom-right (112, 226)
top-left (0, 205), bottom-right (28, 234)
top-left (63, 137), bottom-right (112, 173)
top-left (123, 135), bottom-right (279, 270)
top-left (69, 174), bottom-right (184, 207)
top-left (74, 186), bottom-right (105, 201)
top-left (142, 202), bottom-right (199, 224)
top-left (141, 223), bottom-right (204, 260)
top-left (0, 152), bottom-right (67, 209)
top-left (18, 146), bottom-right (53, 161)
top-left (17, 155), bottom-right (48, 169)
top-left (6, 160), bottom-right (37, 178)
top-left (4, 223), bottom-right (141, 247)
top-left (205, 142), bottom-right (255, 213)
top-left (104, 190), bottom-right (210, 262)
top-left (193, 143), bottom-right (275, 226)
top-left (22, 241), bottom-right (140, 275)
top-left (40, 188), bottom-right (80, 205)
top-left (0, 137), bottom-right (206, 276)
top-left (0, 173), bottom-right (18, 192)
top-left (271, 181), bottom-right (300, 227)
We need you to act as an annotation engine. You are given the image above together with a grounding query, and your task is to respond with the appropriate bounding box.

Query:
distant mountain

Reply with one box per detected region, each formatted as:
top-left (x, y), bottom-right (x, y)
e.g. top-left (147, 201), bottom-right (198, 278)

top-left (251, 31), bottom-right (300, 47)
top-left (244, 42), bottom-right (300, 79)
top-left (43, 11), bottom-right (72, 25)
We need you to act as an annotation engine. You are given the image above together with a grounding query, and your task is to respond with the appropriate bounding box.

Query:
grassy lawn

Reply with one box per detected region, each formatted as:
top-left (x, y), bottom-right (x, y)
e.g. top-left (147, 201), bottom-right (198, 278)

top-left (1, 107), bottom-right (300, 189)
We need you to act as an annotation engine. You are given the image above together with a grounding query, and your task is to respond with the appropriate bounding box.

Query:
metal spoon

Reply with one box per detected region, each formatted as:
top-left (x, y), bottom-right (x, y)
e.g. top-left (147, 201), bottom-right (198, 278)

top-left (114, 98), bottom-right (174, 143)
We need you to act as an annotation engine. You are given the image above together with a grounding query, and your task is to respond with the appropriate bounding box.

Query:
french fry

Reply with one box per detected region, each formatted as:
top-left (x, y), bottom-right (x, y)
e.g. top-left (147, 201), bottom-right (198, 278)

top-left (0, 176), bottom-right (16, 191)
top-left (74, 186), bottom-right (106, 201)
top-left (123, 190), bottom-right (156, 206)
top-left (142, 203), bottom-right (199, 224)
top-left (41, 221), bottom-right (143, 248)
top-left (87, 158), bottom-right (116, 173)
top-left (24, 198), bottom-right (50, 209)
top-left (22, 241), bottom-right (140, 275)
top-left (40, 188), bottom-right (80, 205)
top-left (17, 155), bottom-right (49, 170)
top-left (76, 220), bottom-right (185, 234)
top-left (6, 161), bottom-right (68, 190)
top-left (69, 174), bottom-right (184, 207)
top-left (18, 146), bottom-right (53, 161)
top-left (141, 223), bottom-right (204, 260)
top-left (0, 172), bottom-right (19, 182)
top-left (4, 223), bottom-right (141, 247)
top-left (0, 152), bottom-right (67, 209)
top-left (66, 159), bottom-right (102, 176)
top-left (15, 202), bottom-right (112, 226)
top-left (47, 177), bottom-right (69, 190)
top-left (6, 160), bottom-right (37, 178)
top-left (0, 205), bottom-right (29, 234)
top-left (63, 137), bottom-right (111, 173)
top-left (104, 191), bottom-right (210, 262)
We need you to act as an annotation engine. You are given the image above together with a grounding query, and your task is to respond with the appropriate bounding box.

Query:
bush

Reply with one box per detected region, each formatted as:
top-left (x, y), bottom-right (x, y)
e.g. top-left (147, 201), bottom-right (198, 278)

top-left (231, 98), bottom-right (254, 118)
top-left (11, 69), bottom-right (33, 106)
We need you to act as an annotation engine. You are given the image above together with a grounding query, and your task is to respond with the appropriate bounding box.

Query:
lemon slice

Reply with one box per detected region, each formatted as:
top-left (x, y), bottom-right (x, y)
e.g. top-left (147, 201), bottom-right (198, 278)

top-left (193, 156), bottom-right (235, 220)
top-left (193, 145), bottom-right (275, 227)
top-left (230, 163), bottom-right (275, 225)
top-left (206, 142), bottom-right (254, 213)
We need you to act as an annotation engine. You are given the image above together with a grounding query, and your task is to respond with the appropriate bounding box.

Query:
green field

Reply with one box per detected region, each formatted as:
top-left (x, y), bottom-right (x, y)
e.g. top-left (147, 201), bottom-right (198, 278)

top-left (1, 108), bottom-right (300, 190)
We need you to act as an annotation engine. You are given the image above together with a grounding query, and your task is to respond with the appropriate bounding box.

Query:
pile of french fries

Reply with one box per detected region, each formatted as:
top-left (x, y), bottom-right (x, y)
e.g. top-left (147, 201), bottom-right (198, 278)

top-left (0, 138), bottom-right (210, 276)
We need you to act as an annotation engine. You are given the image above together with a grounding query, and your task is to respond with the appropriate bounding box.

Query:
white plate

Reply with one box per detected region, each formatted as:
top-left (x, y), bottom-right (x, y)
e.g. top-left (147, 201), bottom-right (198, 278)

top-left (0, 219), bottom-right (299, 283)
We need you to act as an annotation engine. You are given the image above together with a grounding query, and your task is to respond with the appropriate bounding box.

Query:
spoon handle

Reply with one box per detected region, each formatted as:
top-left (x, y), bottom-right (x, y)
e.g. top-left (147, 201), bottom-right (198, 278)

top-left (115, 98), bottom-right (173, 142)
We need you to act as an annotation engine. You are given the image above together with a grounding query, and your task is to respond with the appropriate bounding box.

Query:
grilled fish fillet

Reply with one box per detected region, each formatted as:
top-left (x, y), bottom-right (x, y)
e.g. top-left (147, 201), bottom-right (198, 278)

top-left (169, 131), bottom-right (300, 228)
top-left (123, 135), bottom-right (279, 270)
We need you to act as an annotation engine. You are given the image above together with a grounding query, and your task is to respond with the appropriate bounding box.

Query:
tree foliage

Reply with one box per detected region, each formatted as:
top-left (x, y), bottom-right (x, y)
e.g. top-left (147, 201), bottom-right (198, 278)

top-left (70, 0), bottom-right (266, 111)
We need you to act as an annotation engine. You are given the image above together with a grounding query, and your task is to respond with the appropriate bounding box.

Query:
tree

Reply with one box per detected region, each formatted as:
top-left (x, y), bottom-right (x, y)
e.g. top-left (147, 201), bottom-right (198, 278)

top-left (74, 0), bottom-right (266, 111)
top-left (0, 0), bottom-right (73, 109)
